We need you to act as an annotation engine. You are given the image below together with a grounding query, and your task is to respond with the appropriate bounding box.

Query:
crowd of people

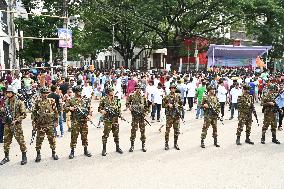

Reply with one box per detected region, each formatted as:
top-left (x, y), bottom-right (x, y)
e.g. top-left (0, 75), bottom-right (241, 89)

top-left (0, 66), bottom-right (283, 165)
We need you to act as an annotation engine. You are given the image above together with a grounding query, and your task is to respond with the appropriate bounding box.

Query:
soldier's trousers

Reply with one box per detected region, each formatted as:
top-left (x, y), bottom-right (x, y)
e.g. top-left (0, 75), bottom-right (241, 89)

top-left (201, 117), bottom-right (218, 139)
top-left (237, 114), bottom-right (252, 136)
top-left (165, 116), bottom-right (180, 142)
top-left (70, 121), bottom-right (88, 148)
top-left (3, 124), bottom-right (27, 153)
top-left (262, 113), bottom-right (277, 135)
top-left (102, 121), bottom-right (119, 144)
top-left (35, 126), bottom-right (56, 151)
top-left (130, 117), bottom-right (146, 142)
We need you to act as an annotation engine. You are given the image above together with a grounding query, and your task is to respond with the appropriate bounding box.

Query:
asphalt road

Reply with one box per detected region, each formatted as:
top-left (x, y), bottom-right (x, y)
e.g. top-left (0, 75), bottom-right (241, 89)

top-left (0, 99), bottom-right (284, 189)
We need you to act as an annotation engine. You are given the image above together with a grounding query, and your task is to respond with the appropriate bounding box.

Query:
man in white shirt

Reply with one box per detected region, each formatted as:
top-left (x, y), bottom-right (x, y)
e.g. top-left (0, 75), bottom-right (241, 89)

top-left (217, 80), bottom-right (227, 120)
top-left (229, 83), bottom-right (242, 120)
top-left (81, 81), bottom-right (93, 99)
top-left (184, 78), bottom-right (196, 111)
top-left (145, 80), bottom-right (155, 104)
top-left (151, 83), bottom-right (164, 122)
top-left (11, 75), bottom-right (21, 93)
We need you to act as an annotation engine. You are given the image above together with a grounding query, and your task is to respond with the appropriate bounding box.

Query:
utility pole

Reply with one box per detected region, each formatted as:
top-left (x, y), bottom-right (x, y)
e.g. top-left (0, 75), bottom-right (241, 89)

top-left (9, 0), bottom-right (17, 74)
top-left (112, 24), bottom-right (114, 69)
top-left (62, 0), bottom-right (68, 77)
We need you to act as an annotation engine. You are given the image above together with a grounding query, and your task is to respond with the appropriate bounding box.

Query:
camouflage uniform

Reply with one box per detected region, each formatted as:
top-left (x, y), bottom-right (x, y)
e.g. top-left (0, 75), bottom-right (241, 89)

top-left (98, 89), bottom-right (123, 156)
top-left (236, 90), bottom-right (254, 145)
top-left (200, 94), bottom-right (221, 148)
top-left (261, 88), bottom-right (280, 144)
top-left (0, 85), bottom-right (27, 165)
top-left (126, 88), bottom-right (149, 152)
top-left (162, 87), bottom-right (183, 150)
top-left (65, 90), bottom-right (92, 159)
top-left (2, 98), bottom-right (27, 153)
top-left (32, 93), bottom-right (59, 162)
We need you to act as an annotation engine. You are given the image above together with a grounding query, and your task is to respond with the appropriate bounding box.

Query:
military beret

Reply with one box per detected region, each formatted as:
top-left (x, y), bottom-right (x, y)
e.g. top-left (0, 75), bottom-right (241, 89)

top-left (40, 86), bottom-right (49, 93)
top-left (72, 86), bottom-right (82, 93)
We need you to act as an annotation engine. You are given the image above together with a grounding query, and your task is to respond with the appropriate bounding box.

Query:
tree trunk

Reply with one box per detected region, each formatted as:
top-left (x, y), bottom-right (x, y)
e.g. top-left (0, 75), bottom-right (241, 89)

top-left (167, 46), bottom-right (180, 72)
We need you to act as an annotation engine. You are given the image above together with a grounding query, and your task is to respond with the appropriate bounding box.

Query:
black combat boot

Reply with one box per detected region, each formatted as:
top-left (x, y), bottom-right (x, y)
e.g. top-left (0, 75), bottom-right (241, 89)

top-left (116, 142), bottom-right (123, 154)
top-left (272, 134), bottom-right (281, 144)
top-left (245, 135), bottom-right (254, 145)
top-left (35, 151), bottom-right (41, 162)
top-left (201, 139), bottom-right (205, 148)
top-left (102, 142), bottom-right (107, 156)
top-left (129, 141), bottom-right (134, 152)
top-left (165, 141), bottom-right (169, 150)
top-left (236, 136), bottom-right (241, 145)
top-left (261, 134), bottom-right (265, 144)
top-left (69, 148), bottom-right (75, 159)
top-left (84, 146), bottom-right (92, 157)
top-left (52, 150), bottom-right (59, 160)
top-left (21, 152), bottom-right (27, 165)
top-left (142, 141), bottom-right (147, 152)
top-left (174, 138), bottom-right (180, 150)
top-left (0, 152), bottom-right (10, 165)
top-left (214, 138), bottom-right (220, 147)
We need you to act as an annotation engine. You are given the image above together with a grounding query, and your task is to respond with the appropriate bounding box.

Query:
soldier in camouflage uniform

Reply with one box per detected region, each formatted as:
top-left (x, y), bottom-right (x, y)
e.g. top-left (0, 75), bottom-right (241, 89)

top-left (200, 86), bottom-right (221, 148)
top-left (0, 85), bottom-right (27, 165)
top-left (162, 84), bottom-right (183, 150)
top-left (98, 87), bottom-right (123, 156)
top-left (65, 86), bottom-right (92, 159)
top-left (32, 87), bottom-right (59, 162)
top-left (236, 85), bottom-right (254, 145)
top-left (126, 84), bottom-right (149, 152)
top-left (261, 84), bottom-right (281, 144)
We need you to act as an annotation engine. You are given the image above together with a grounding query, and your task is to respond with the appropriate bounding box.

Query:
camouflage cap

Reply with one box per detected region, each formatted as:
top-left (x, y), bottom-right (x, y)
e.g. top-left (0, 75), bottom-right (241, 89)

top-left (105, 87), bottom-right (114, 94)
top-left (243, 84), bottom-right (251, 90)
top-left (6, 85), bottom-right (16, 93)
top-left (72, 86), bottom-right (82, 93)
top-left (268, 84), bottom-right (277, 91)
top-left (135, 83), bottom-right (143, 89)
top-left (169, 84), bottom-right (177, 88)
top-left (40, 86), bottom-right (49, 93)
top-left (207, 85), bottom-right (215, 92)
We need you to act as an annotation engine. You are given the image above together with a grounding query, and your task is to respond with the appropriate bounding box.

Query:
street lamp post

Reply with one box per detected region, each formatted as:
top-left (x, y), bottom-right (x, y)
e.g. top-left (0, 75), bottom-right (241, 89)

top-left (63, 0), bottom-right (68, 77)
top-left (112, 24), bottom-right (115, 69)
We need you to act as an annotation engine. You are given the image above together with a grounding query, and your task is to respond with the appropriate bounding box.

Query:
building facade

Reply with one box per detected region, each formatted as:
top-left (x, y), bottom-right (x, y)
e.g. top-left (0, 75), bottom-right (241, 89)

top-left (0, 0), bottom-right (11, 71)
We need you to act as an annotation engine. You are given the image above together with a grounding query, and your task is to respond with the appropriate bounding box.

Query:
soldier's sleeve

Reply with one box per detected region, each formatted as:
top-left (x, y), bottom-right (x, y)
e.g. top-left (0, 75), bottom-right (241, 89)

top-left (17, 100), bottom-right (27, 122)
top-left (216, 99), bottom-right (221, 114)
top-left (162, 95), bottom-right (169, 108)
top-left (64, 98), bottom-right (72, 113)
top-left (261, 95), bottom-right (271, 107)
top-left (31, 100), bottom-right (39, 121)
top-left (87, 99), bottom-right (93, 116)
top-left (201, 96), bottom-right (208, 106)
top-left (98, 97), bottom-right (105, 112)
top-left (51, 99), bottom-right (59, 121)
top-left (143, 96), bottom-right (150, 113)
top-left (177, 94), bottom-right (183, 111)
top-left (237, 96), bottom-right (244, 109)
top-left (126, 94), bottom-right (132, 108)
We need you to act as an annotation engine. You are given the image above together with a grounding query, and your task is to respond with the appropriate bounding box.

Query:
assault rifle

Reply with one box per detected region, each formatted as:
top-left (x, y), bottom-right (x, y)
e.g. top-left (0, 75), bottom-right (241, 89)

top-left (75, 106), bottom-right (96, 127)
top-left (172, 105), bottom-right (185, 124)
top-left (4, 106), bottom-right (15, 135)
top-left (30, 127), bottom-right (37, 145)
top-left (250, 99), bottom-right (259, 127)
top-left (105, 106), bottom-right (129, 124)
top-left (207, 101), bottom-right (224, 125)
top-left (131, 105), bottom-right (152, 127)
